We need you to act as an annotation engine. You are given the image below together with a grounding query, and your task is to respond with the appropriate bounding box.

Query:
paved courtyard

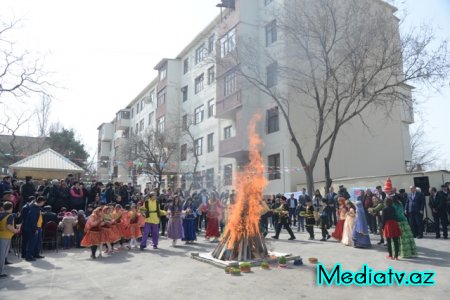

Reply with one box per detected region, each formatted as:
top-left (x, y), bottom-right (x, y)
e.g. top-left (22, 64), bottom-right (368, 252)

top-left (0, 228), bottom-right (449, 300)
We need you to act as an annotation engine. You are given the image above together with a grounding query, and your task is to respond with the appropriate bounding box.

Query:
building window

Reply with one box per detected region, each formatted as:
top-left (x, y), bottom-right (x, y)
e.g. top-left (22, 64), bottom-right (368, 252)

top-left (220, 28), bottom-right (236, 58)
top-left (139, 119), bottom-right (144, 132)
top-left (268, 153), bottom-right (281, 180)
top-left (180, 144), bottom-right (187, 161)
top-left (157, 116), bottom-right (165, 133)
top-left (224, 70), bottom-right (237, 96)
top-left (131, 108), bottom-right (134, 118)
top-left (208, 66), bottom-right (215, 84)
top-left (135, 123), bottom-right (139, 135)
top-left (148, 111), bottom-right (154, 126)
top-left (157, 88), bottom-right (166, 107)
top-left (224, 126), bottom-right (232, 139)
top-left (182, 86), bottom-right (188, 102)
top-left (183, 58), bottom-right (189, 74)
top-left (224, 164), bottom-right (233, 186)
top-left (136, 102), bottom-right (140, 114)
top-left (208, 99), bottom-right (215, 118)
top-left (194, 137), bottom-right (203, 156)
top-left (194, 105), bottom-right (204, 124)
top-left (207, 132), bottom-right (214, 153)
top-left (206, 168), bottom-right (214, 188)
top-left (208, 34), bottom-right (215, 53)
top-left (265, 20), bottom-right (277, 46)
top-left (195, 74), bottom-right (204, 94)
top-left (159, 65), bottom-right (167, 80)
top-left (149, 89), bottom-right (156, 103)
top-left (182, 114), bottom-right (188, 130)
top-left (266, 62), bottom-right (278, 88)
top-left (195, 44), bottom-right (207, 64)
top-left (267, 107), bottom-right (279, 133)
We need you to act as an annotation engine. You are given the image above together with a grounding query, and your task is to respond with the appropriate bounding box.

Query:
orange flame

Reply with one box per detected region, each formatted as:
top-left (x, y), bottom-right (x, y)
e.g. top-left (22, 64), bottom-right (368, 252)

top-left (223, 114), bottom-right (268, 250)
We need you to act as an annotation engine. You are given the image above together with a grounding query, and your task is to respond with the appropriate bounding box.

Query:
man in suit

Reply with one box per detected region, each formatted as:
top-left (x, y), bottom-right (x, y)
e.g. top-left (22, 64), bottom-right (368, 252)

top-left (430, 185), bottom-right (448, 239)
top-left (405, 185), bottom-right (425, 239)
top-left (21, 196), bottom-right (46, 261)
top-left (287, 193), bottom-right (298, 226)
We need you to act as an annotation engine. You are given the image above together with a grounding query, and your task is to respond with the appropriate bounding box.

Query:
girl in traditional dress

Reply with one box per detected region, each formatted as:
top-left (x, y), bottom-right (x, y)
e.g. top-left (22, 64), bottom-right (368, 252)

top-left (124, 204), bottom-right (145, 249)
top-left (182, 198), bottom-right (197, 244)
top-left (341, 201), bottom-right (356, 246)
top-left (101, 206), bottom-right (119, 254)
top-left (393, 194), bottom-right (417, 258)
top-left (167, 196), bottom-right (184, 247)
top-left (204, 194), bottom-right (223, 242)
top-left (382, 197), bottom-right (402, 260)
top-left (112, 204), bottom-right (125, 250)
top-left (352, 201), bottom-right (372, 248)
top-left (331, 197), bottom-right (347, 241)
top-left (81, 207), bottom-right (104, 259)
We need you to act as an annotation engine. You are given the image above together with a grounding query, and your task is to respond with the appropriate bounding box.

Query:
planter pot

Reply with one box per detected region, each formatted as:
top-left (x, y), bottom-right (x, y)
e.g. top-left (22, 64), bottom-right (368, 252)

top-left (308, 258), bottom-right (318, 264)
top-left (240, 267), bottom-right (251, 273)
top-left (230, 272), bottom-right (241, 276)
top-left (261, 265), bottom-right (270, 270)
top-left (278, 264), bottom-right (287, 268)
top-left (225, 267), bottom-right (232, 274)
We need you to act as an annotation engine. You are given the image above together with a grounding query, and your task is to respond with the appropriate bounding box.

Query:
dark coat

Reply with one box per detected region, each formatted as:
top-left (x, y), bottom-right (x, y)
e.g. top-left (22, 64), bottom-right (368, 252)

top-left (21, 203), bottom-right (42, 234)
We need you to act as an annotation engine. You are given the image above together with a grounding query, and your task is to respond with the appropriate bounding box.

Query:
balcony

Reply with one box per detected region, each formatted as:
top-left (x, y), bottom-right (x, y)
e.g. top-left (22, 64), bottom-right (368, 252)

top-left (215, 91), bottom-right (242, 119)
top-left (98, 141), bottom-right (111, 158)
top-left (99, 123), bottom-right (114, 141)
top-left (116, 109), bottom-right (131, 130)
top-left (219, 135), bottom-right (249, 164)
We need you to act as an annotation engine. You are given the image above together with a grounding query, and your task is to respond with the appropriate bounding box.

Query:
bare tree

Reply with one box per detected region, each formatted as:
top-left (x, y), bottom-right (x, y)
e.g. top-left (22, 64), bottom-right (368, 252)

top-left (236, 0), bottom-right (450, 195)
top-left (0, 19), bottom-right (53, 102)
top-left (179, 113), bottom-right (201, 194)
top-left (35, 95), bottom-right (52, 137)
top-left (406, 123), bottom-right (439, 172)
top-left (126, 126), bottom-right (179, 194)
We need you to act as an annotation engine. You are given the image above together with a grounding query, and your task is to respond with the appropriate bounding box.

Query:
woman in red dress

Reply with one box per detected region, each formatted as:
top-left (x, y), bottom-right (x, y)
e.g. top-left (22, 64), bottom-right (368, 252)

top-left (331, 197), bottom-right (347, 241)
top-left (204, 194), bottom-right (223, 242)
top-left (382, 197), bottom-right (402, 260)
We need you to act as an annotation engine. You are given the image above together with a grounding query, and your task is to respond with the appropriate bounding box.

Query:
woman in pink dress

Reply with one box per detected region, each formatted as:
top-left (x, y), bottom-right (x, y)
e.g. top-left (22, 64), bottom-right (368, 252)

top-left (341, 201), bottom-right (356, 246)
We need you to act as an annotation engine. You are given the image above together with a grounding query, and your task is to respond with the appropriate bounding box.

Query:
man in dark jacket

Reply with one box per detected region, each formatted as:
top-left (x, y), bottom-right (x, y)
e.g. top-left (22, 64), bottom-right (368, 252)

top-left (406, 185), bottom-right (425, 239)
top-left (430, 186), bottom-right (448, 239)
top-left (43, 180), bottom-right (63, 213)
top-left (42, 205), bottom-right (58, 227)
top-left (21, 196), bottom-right (46, 261)
top-left (0, 175), bottom-right (12, 196)
top-left (20, 176), bottom-right (36, 207)
top-left (271, 197), bottom-right (296, 240)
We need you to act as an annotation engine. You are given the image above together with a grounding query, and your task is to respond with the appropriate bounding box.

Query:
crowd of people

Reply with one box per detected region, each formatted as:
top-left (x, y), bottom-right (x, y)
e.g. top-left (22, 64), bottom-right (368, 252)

top-left (0, 173), bottom-right (449, 278)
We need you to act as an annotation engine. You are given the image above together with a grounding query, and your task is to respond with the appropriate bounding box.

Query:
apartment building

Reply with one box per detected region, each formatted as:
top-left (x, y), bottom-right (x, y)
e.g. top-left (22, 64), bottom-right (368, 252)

top-left (97, 0), bottom-right (413, 194)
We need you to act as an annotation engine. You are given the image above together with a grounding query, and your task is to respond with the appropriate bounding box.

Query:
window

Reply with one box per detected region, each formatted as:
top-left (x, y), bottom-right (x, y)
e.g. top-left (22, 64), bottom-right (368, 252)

top-left (194, 105), bottom-right (204, 124)
top-left (206, 168), bottom-right (214, 188)
top-left (140, 100), bottom-right (144, 112)
top-left (265, 20), bottom-right (277, 46)
top-left (149, 89), bottom-right (156, 103)
top-left (194, 137), bottom-right (203, 156)
top-left (220, 28), bottom-right (236, 58)
top-left (224, 70), bottom-right (237, 96)
top-left (180, 144), bottom-right (187, 161)
top-left (195, 74), bottom-right (204, 94)
top-left (224, 164), bottom-right (233, 186)
top-left (139, 119), bottom-right (144, 132)
top-left (267, 107), bottom-right (279, 133)
top-left (157, 89), bottom-right (166, 107)
top-left (208, 66), bottom-right (215, 84)
top-left (159, 65), bottom-right (167, 80)
top-left (181, 86), bottom-right (188, 102)
top-left (224, 126), bottom-right (232, 139)
top-left (157, 116), bottom-right (165, 133)
top-left (208, 99), bottom-right (215, 118)
top-left (131, 108), bottom-right (134, 118)
top-left (195, 44), bottom-right (207, 64)
top-left (183, 58), bottom-right (189, 74)
top-left (207, 132), bottom-right (214, 152)
top-left (268, 153), bottom-right (281, 180)
top-left (135, 123), bottom-right (139, 135)
top-left (208, 34), bottom-right (215, 53)
top-left (136, 103), bottom-right (140, 114)
top-left (182, 114), bottom-right (188, 130)
top-left (148, 111), bottom-right (154, 126)
top-left (266, 62), bottom-right (278, 88)
top-left (265, 0), bottom-right (273, 6)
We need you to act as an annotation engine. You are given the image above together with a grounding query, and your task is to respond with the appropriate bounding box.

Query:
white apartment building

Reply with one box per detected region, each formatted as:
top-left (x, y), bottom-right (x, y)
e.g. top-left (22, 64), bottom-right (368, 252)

top-left (97, 0), bottom-right (413, 194)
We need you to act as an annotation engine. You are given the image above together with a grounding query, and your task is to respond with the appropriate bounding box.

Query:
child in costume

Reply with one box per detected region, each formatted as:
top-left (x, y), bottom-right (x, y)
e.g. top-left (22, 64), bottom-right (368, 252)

top-left (182, 198), bottom-right (197, 244)
top-left (204, 194), bottom-right (224, 242)
top-left (124, 204), bottom-right (145, 249)
top-left (305, 200), bottom-right (316, 240)
top-left (112, 204), bottom-right (125, 250)
top-left (331, 197), bottom-right (347, 240)
top-left (101, 206), bottom-right (119, 254)
top-left (319, 198), bottom-right (331, 241)
top-left (352, 201), bottom-right (372, 248)
top-left (140, 193), bottom-right (161, 250)
top-left (341, 201), bottom-right (356, 246)
top-left (382, 197), bottom-right (401, 260)
top-left (369, 195), bottom-right (385, 245)
top-left (81, 207), bottom-right (104, 259)
top-left (167, 196), bottom-right (184, 247)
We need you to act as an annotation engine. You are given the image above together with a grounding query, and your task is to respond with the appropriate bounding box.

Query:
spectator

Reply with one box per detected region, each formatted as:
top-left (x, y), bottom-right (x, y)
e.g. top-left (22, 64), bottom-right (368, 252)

top-left (22, 196), bottom-right (46, 261)
top-left (0, 201), bottom-right (20, 278)
top-left (42, 205), bottom-right (58, 227)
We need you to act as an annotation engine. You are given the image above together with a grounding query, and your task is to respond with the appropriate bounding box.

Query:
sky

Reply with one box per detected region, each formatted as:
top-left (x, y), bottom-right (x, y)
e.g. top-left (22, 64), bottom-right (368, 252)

top-left (1, 0), bottom-right (450, 168)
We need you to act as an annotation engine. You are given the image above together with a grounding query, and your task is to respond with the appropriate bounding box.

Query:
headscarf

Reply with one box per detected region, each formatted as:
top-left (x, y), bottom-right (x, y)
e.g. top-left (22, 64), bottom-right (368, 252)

top-left (353, 201), bottom-right (369, 235)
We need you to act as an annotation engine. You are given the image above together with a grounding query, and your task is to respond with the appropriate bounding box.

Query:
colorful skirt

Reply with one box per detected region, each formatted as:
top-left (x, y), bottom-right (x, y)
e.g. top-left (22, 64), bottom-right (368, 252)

top-left (123, 222), bottom-right (142, 239)
top-left (100, 226), bottom-right (120, 244)
top-left (398, 220), bottom-right (417, 258)
top-left (182, 218), bottom-right (197, 241)
top-left (167, 216), bottom-right (184, 240)
top-left (383, 220), bottom-right (401, 238)
top-left (353, 231), bottom-right (372, 248)
top-left (332, 219), bottom-right (345, 240)
top-left (81, 228), bottom-right (101, 247)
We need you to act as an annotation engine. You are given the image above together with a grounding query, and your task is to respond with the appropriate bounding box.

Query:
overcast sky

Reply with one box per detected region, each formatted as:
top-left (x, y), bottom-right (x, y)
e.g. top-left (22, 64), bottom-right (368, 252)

top-left (2, 0), bottom-right (450, 169)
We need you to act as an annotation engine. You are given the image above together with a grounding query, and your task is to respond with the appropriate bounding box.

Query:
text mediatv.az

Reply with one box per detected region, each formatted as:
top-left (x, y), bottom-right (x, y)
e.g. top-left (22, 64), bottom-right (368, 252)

top-left (317, 263), bottom-right (435, 286)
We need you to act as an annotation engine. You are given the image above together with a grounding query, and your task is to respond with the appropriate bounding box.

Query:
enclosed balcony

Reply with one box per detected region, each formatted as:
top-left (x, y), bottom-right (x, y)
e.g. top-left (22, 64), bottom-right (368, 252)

top-left (99, 123), bottom-right (114, 141)
top-left (215, 91), bottom-right (242, 119)
top-left (116, 109), bottom-right (131, 130)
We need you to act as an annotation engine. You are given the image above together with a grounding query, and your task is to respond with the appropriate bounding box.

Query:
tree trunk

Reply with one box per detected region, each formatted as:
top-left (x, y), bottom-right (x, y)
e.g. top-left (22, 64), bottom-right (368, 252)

top-left (324, 157), bottom-right (332, 193)
top-left (157, 173), bottom-right (163, 196)
top-left (304, 166), bottom-right (315, 198)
